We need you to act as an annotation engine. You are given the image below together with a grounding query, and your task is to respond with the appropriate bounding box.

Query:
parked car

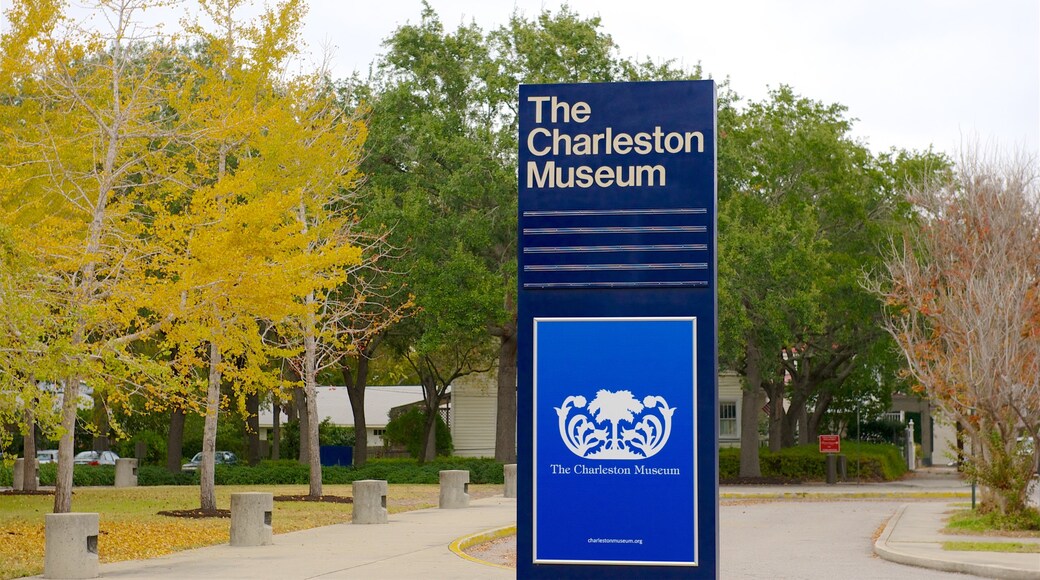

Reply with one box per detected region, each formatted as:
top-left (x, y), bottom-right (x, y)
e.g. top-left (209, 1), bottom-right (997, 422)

top-left (182, 451), bottom-right (238, 472)
top-left (36, 450), bottom-right (59, 464)
top-left (73, 450), bottom-right (119, 466)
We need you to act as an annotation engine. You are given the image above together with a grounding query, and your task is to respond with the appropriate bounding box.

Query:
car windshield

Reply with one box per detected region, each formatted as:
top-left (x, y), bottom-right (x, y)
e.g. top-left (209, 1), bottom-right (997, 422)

top-left (74, 451), bottom-right (96, 459)
top-left (190, 453), bottom-right (203, 462)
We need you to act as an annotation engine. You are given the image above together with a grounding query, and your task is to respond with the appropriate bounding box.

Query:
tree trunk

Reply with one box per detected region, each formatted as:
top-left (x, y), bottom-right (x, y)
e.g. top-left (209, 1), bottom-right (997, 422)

top-left (781, 380), bottom-right (810, 448)
top-left (245, 391), bottom-right (260, 466)
top-left (53, 376), bottom-right (81, 513)
top-left (200, 342), bottom-right (221, 512)
top-left (765, 380), bottom-right (785, 452)
top-left (494, 330), bottom-right (517, 463)
top-left (22, 404), bottom-right (38, 492)
top-left (780, 392), bottom-right (805, 448)
top-left (166, 408), bottom-right (185, 473)
top-left (739, 340), bottom-right (763, 478)
top-left (343, 354), bottom-right (370, 467)
top-left (303, 294), bottom-right (322, 498)
top-left (271, 401), bottom-right (281, 460)
top-left (91, 390), bottom-right (110, 452)
top-left (295, 386), bottom-right (309, 463)
top-left (807, 390), bottom-right (834, 443)
top-left (422, 406), bottom-right (438, 463)
top-left (282, 362), bottom-right (300, 424)
top-left (416, 371), bottom-right (442, 464)
top-left (781, 405), bottom-right (798, 448)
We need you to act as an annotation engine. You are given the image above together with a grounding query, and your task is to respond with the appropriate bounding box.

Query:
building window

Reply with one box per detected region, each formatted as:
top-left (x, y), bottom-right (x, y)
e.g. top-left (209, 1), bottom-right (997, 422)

top-left (373, 429), bottom-right (385, 437)
top-left (720, 401), bottom-right (738, 438)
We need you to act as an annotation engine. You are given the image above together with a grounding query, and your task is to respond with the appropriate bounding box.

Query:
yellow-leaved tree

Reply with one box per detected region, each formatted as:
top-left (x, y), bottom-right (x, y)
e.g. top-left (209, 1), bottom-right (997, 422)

top-left (0, 220), bottom-right (63, 491)
top-left (148, 0), bottom-right (311, 512)
top-left (0, 0), bottom-right (190, 513)
top-left (258, 71), bottom-right (378, 498)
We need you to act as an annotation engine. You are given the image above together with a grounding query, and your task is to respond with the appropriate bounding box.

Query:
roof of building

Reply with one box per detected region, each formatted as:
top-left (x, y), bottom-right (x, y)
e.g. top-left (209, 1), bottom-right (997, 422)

top-left (258, 386), bottom-right (428, 429)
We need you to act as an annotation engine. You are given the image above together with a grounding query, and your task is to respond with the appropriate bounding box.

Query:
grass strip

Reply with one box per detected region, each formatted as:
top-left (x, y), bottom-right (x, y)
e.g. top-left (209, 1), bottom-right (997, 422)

top-left (942, 541), bottom-right (1040, 553)
top-left (945, 508), bottom-right (1040, 536)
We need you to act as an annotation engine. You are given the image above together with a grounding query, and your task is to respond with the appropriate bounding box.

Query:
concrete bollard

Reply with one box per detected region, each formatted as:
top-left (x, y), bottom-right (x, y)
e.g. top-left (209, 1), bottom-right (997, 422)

top-left (352, 479), bottom-right (388, 524)
top-left (13, 458), bottom-right (40, 491)
top-left (439, 470), bottom-right (470, 509)
top-left (230, 492), bottom-right (273, 547)
top-left (114, 458), bottom-right (138, 488)
top-left (44, 513), bottom-right (99, 579)
top-left (504, 464), bottom-right (517, 498)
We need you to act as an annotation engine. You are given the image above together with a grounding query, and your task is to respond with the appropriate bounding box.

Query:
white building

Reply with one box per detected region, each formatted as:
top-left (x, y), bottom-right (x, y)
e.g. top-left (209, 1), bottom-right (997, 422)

top-left (449, 372), bottom-right (502, 458)
top-left (257, 385), bottom-right (426, 447)
top-left (718, 371), bottom-right (743, 448)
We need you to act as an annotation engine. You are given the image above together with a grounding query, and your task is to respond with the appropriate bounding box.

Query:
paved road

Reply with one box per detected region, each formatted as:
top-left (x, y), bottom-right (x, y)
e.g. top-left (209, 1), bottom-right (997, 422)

top-left (720, 500), bottom-right (984, 579)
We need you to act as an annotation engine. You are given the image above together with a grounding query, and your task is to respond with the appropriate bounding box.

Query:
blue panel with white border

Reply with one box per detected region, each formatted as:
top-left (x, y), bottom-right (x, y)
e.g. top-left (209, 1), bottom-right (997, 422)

top-left (534, 317), bottom-right (697, 565)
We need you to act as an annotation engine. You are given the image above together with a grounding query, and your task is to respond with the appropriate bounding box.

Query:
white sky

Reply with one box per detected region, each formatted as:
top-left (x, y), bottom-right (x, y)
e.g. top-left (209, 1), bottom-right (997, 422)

top-left (2, 0), bottom-right (1038, 156)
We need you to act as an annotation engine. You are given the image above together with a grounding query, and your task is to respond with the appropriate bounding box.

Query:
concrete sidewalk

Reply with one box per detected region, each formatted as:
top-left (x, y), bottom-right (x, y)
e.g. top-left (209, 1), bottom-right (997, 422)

top-left (720, 469), bottom-right (1039, 579)
top-left (15, 469), bottom-right (1039, 579)
top-left (82, 496), bottom-right (514, 580)
top-left (874, 502), bottom-right (1040, 580)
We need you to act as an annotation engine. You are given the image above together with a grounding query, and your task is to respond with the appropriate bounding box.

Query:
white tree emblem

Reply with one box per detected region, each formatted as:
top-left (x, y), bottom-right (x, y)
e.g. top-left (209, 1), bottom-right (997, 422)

top-left (556, 389), bottom-right (675, 459)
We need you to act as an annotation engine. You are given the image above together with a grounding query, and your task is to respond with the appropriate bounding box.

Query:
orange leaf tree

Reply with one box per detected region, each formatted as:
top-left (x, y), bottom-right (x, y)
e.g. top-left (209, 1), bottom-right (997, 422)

top-left (871, 153), bottom-right (1040, 516)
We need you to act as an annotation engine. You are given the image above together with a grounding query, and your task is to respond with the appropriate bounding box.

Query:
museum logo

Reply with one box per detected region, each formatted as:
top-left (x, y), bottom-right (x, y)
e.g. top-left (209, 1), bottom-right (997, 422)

top-left (555, 390), bottom-right (675, 459)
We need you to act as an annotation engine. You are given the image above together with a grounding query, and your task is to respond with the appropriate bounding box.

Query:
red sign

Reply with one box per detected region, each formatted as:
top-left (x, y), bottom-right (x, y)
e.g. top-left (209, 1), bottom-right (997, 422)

top-left (818, 435), bottom-right (840, 454)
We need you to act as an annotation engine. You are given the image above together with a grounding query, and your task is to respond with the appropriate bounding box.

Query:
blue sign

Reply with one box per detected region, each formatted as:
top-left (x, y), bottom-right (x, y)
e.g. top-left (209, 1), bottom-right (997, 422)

top-left (518, 80), bottom-right (718, 579)
top-left (535, 318), bottom-right (698, 565)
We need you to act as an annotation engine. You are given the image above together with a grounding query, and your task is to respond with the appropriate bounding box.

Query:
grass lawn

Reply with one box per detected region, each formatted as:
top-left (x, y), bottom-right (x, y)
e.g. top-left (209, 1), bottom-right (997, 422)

top-left (0, 484), bottom-right (501, 579)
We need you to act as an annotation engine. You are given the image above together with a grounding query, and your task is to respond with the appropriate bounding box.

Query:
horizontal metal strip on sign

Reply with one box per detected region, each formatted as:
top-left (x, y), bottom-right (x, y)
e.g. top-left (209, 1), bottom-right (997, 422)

top-left (522, 280), bottom-right (709, 288)
top-left (524, 262), bottom-right (708, 272)
top-left (523, 225), bottom-right (707, 235)
top-left (522, 208), bottom-right (707, 217)
top-left (523, 243), bottom-right (707, 254)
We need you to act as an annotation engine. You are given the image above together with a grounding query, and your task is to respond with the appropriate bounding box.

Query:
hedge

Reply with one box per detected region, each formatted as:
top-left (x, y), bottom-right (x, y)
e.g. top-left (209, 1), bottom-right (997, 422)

top-left (0, 463), bottom-right (115, 487)
top-left (1, 457), bottom-right (504, 487)
top-left (6, 446), bottom-right (905, 487)
top-left (719, 442), bottom-right (908, 481)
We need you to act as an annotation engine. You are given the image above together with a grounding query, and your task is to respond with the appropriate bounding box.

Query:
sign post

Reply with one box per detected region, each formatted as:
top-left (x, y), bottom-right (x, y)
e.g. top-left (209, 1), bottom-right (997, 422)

top-left (517, 81), bottom-right (718, 578)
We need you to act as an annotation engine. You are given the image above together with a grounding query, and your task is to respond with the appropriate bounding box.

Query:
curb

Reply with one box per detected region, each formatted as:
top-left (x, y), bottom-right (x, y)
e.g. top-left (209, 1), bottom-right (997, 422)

top-left (873, 504), bottom-right (1038, 580)
top-left (721, 491), bottom-right (970, 500)
top-left (449, 524), bottom-right (516, 570)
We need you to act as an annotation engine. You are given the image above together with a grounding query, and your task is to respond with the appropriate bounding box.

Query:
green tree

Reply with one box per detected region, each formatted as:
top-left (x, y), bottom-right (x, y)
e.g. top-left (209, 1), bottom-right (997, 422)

top-left (364, 4), bottom-right (696, 463)
top-left (717, 86), bottom-right (947, 477)
top-left (384, 406), bottom-right (452, 459)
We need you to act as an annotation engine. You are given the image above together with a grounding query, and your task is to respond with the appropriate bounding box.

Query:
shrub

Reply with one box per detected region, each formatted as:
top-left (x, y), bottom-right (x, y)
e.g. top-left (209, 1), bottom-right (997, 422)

top-left (101, 456), bottom-right (507, 486)
top-left (276, 418), bottom-right (355, 462)
top-left (719, 442), bottom-right (907, 481)
top-left (384, 407), bottom-right (452, 458)
top-left (111, 430), bottom-right (167, 466)
top-left (137, 466), bottom-right (196, 486)
top-left (319, 420), bottom-right (355, 447)
top-left (72, 465), bottom-right (115, 486)
top-left (856, 418), bottom-right (907, 445)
